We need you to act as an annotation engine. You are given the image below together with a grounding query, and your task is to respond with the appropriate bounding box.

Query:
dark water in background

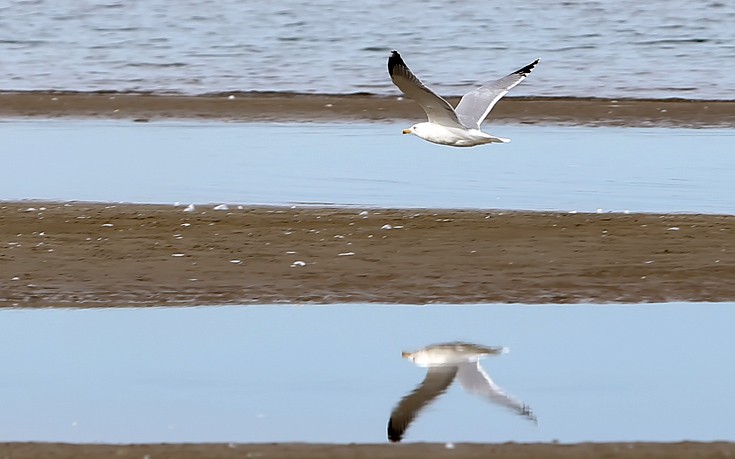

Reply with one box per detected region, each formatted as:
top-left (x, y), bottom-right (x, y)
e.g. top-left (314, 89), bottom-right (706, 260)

top-left (1, 0), bottom-right (733, 99)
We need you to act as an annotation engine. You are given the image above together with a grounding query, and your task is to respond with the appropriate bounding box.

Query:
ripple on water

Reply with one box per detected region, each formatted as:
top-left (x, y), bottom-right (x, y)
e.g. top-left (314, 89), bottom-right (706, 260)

top-left (0, 0), bottom-right (733, 98)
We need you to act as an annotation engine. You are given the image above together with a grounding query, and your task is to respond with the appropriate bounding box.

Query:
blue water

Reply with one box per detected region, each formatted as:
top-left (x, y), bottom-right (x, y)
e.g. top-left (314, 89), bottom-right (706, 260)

top-left (0, 303), bottom-right (733, 443)
top-left (2, 121), bottom-right (734, 214)
top-left (1, 0), bottom-right (734, 99)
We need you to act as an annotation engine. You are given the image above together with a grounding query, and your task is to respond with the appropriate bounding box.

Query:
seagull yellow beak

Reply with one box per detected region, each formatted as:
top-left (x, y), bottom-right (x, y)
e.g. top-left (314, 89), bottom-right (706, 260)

top-left (401, 351), bottom-right (412, 358)
top-left (402, 129), bottom-right (411, 134)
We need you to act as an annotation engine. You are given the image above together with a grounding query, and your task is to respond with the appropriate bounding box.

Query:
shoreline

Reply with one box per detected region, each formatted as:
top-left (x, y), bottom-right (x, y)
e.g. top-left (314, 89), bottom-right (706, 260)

top-left (2, 91), bottom-right (734, 127)
top-left (2, 442), bottom-right (735, 459)
top-left (2, 201), bottom-right (733, 308)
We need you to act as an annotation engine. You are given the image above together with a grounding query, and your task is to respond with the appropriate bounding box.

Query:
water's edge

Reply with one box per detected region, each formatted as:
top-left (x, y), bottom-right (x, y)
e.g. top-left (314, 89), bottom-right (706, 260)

top-left (1, 92), bottom-right (733, 127)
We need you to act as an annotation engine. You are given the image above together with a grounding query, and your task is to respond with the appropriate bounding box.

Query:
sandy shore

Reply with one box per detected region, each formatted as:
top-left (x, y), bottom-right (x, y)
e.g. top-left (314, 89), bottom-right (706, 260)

top-left (1, 91), bottom-right (734, 127)
top-left (3, 441), bottom-right (735, 459)
top-left (2, 202), bottom-right (733, 307)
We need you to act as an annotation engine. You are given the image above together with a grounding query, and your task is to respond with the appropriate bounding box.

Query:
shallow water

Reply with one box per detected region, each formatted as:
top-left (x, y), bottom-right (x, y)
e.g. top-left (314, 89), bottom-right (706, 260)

top-left (0, 303), bottom-right (733, 444)
top-left (1, 0), bottom-right (734, 99)
top-left (2, 121), bottom-right (734, 214)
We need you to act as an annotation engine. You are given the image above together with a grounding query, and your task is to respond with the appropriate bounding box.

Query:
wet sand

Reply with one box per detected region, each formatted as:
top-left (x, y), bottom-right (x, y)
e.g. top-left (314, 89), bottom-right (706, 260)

top-left (3, 442), bottom-right (735, 459)
top-left (1, 91), bottom-right (734, 127)
top-left (2, 202), bottom-right (733, 307)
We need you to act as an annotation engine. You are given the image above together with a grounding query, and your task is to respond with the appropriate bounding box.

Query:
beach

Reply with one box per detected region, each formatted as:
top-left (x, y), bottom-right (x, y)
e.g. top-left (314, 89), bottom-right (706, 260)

top-left (2, 201), bottom-right (733, 308)
top-left (3, 442), bottom-right (735, 459)
top-left (1, 91), bottom-right (734, 127)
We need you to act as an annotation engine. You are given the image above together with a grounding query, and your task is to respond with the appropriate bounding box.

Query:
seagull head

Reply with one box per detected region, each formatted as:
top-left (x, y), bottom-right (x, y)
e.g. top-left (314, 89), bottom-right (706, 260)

top-left (403, 121), bottom-right (436, 142)
top-left (401, 350), bottom-right (427, 366)
top-left (401, 349), bottom-right (445, 367)
top-left (402, 123), bottom-right (432, 137)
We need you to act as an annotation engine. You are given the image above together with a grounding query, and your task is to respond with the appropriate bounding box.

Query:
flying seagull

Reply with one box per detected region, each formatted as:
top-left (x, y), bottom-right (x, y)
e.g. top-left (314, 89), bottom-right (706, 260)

top-left (388, 342), bottom-right (537, 442)
top-left (388, 51), bottom-right (539, 147)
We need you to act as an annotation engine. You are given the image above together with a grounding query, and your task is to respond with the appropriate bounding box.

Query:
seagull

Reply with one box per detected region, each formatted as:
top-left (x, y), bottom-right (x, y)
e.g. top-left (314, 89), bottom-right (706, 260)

top-left (387, 341), bottom-right (537, 442)
top-left (388, 51), bottom-right (539, 147)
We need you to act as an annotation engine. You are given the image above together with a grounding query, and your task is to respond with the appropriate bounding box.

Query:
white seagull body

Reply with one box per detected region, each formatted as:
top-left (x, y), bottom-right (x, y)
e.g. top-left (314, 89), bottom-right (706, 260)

top-left (388, 342), bottom-right (537, 442)
top-left (388, 51), bottom-right (539, 147)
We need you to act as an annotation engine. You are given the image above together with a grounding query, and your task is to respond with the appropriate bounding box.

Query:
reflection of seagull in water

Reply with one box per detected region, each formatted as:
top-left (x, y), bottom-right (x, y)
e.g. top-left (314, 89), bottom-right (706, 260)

top-left (388, 50), bottom-right (539, 147)
top-left (388, 342), bottom-right (537, 442)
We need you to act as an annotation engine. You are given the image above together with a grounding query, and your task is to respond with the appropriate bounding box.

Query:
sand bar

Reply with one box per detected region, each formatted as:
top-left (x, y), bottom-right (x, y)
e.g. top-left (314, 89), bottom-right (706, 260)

top-left (2, 202), bottom-right (733, 308)
top-left (1, 91), bottom-right (734, 127)
top-left (2, 441), bottom-right (735, 459)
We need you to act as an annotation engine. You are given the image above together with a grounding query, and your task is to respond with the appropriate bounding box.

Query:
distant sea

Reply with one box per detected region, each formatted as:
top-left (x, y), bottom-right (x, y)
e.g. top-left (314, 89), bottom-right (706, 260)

top-left (1, 0), bottom-right (733, 99)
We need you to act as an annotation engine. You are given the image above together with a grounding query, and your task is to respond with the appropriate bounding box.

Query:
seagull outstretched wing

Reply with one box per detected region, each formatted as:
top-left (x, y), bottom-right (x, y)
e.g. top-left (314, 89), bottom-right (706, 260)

top-left (388, 365), bottom-right (458, 442)
top-left (456, 361), bottom-right (537, 423)
top-left (454, 59), bottom-right (540, 129)
top-left (388, 50), bottom-right (465, 129)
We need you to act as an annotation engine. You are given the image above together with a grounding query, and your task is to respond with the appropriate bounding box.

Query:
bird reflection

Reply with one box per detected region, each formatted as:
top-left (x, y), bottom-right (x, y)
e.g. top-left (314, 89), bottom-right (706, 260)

top-left (388, 341), bottom-right (537, 442)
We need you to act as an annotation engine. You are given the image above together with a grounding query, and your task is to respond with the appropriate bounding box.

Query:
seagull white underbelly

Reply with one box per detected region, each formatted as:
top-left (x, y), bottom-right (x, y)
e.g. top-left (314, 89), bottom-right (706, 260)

top-left (415, 124), bottom-right (509, 147)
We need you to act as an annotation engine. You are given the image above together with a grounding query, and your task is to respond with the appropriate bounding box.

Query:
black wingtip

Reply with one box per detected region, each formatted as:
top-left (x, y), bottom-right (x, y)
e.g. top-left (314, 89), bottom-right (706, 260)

top-left (388, 50), bottom-right (405, 77)
top-left (514, 58), bottom-right (540, 77)
top-left (387, 418), bottom-right (403, 443)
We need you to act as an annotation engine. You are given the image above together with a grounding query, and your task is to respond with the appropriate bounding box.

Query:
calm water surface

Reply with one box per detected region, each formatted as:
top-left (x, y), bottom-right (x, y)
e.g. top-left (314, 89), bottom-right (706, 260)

top-left (0, 303), bottom-right (733, 443)
top-left (2, 121), bottom-right (734, 214)
top-left (1, 0), bottom-right (734, 98)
